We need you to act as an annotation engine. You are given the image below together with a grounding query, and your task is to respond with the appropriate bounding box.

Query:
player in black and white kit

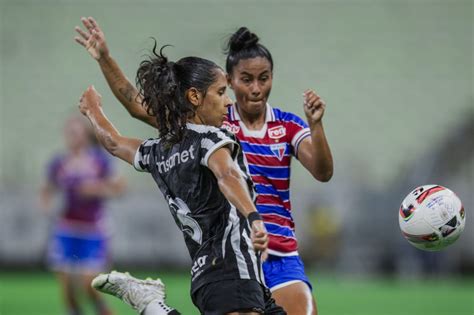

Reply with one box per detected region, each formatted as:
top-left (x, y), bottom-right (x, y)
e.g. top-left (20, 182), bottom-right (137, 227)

top-left (78, 43), bottom-right (285, 314)
top-left (135, 124), bottom-right (262, 293)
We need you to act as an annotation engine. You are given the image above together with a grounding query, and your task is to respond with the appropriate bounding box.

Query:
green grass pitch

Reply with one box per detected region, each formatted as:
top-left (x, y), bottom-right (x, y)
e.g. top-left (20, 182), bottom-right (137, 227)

top-left (1, 271), bottom-right (473, 315)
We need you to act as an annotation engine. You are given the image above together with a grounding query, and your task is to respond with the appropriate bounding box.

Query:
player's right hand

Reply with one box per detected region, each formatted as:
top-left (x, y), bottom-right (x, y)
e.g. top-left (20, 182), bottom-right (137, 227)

top-left (79, 85), bottom-right (102, 116)
top-left (251, 220), bottom-right (269, 261)
top-left (74, 17), bottom-right (109, 61)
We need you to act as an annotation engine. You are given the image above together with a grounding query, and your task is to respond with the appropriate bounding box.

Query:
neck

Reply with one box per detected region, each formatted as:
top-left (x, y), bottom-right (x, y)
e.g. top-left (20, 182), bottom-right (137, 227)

top-left (236, 104), bottom-right (266, 130)
top-left (188, 115), bottom-right (203, 125)
top-left (69, 145), bottom-right (86, 156)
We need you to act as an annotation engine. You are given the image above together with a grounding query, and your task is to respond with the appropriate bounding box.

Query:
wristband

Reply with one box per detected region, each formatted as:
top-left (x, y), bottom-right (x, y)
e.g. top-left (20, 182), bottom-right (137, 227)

top-left (247, 212), bottom-right (262, 226)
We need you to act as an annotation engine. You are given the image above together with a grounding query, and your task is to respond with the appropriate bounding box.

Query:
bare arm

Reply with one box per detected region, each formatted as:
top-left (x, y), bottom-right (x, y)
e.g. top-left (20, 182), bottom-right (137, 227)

top-left (77, 176), bottom-right (127, 199)
top-left (297, 90), bottom-right (334, 182)
top-left (208, 147), bottom-right (268, 254)
top-left (74, 17), bottom-right (157, 128)
top-left (78, 86), bottom-right (143, 166)
top-left (38, 182), bottom-right (55, 213)
top-left (98, 56), bottom-right (157, 127)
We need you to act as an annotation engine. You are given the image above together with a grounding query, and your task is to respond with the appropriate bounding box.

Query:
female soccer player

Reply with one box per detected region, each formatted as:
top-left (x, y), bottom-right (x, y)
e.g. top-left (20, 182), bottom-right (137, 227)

top-left (39, 115), bottom-right (125, 315)
top-left (221, 28), bottom-right (333, 315)
top-left (77, 44), bottom-right (284, 314)
top-left (75, 17), bottom-right (333, 314)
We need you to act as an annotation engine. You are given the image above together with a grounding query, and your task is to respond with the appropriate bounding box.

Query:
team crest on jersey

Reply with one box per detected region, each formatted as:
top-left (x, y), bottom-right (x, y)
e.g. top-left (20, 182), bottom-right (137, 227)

top-left (270, 143), bottom-right (286, 161)
top-left (268, 126), bottom-right (286, 139)
top-left (222, 121), bottom-right (240, 134)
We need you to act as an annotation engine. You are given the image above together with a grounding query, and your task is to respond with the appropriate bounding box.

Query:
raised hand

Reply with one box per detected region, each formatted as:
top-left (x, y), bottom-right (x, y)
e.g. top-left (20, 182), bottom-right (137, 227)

top-left (79, 86), bottom-right (102, 116)
top-left (303, 89), bottom-right (326, 125)
top-left (74, 17), bottom-right (109, 61)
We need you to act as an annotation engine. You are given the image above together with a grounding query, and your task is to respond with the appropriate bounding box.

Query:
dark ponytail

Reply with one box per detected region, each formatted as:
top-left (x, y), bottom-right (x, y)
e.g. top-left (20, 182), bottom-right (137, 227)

top-left (225, 27), bottom-right (273, 74)
top-left (136, 40), bottom-right (221, 143)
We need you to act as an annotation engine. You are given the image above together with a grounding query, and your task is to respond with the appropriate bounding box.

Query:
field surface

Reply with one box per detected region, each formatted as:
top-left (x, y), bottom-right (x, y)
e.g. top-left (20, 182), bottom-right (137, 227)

top-left (1, 271), bottom-right (473, 315)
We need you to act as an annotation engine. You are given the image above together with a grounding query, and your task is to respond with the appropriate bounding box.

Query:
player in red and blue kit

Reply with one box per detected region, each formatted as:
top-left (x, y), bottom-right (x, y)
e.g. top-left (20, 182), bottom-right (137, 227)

top-left (224, 27), bottom-right (333, 314)
top-left (222, 27), bottom-right (333, 315)
top-left (75, 17), bottom-right (333, 315)
top-left (223, 105), bottom-right (310, 256)
top-left (40, 116), bottom-right (125, 315)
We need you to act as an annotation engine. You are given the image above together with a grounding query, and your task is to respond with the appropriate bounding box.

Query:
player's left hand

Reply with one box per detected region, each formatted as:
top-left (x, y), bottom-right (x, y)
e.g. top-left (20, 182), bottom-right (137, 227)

top-left (303, 89), bottom-right (326, 125)
top-left (251, 220), bottom-right (269, 261)
top-left (79, 85), bottom-right (102, 116)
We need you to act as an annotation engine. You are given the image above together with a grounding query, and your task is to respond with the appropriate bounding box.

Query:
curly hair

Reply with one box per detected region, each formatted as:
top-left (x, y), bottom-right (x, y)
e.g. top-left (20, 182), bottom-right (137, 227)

top-left (136, 40), bottom-right (220, 143)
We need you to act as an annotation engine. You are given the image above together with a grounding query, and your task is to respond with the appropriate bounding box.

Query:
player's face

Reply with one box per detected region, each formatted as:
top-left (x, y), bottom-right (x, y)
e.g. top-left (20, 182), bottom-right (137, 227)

top-left (197, 69), bottom-right (232, 127)
top-left (64, 118), bottom-right (90, 151)
top-left (228, 57), bottom-right (273, 117)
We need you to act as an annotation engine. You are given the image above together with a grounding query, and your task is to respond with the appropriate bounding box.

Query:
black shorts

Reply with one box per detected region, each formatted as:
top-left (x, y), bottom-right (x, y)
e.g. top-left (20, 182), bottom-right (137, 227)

top-left (192, 279), bottom-right (286, 315)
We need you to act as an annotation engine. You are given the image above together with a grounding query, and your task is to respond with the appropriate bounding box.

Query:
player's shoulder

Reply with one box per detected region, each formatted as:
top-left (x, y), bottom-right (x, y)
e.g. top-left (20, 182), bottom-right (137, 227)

top-left (186, 123), bottom-right (220, 134)
top-left (141, 138), bottom-right (162, 147)
top-left (186, 123), bottom-right (235, 140)
top-left (48, 152), bottom-right (65, 168)
top-left (271, 106), bottom-right (305, 125)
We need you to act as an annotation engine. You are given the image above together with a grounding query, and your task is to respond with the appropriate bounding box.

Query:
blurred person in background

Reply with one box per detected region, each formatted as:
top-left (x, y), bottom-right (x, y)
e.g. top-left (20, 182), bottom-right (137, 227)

top-left (75, 17), bottom-right (333, 315)
top-left (39, 115), bottom-right (126, 315)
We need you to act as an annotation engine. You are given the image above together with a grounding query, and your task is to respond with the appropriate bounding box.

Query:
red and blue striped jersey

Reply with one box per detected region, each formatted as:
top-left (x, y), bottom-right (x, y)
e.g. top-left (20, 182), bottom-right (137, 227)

top-left (222, 104), bottom-right (311, 256)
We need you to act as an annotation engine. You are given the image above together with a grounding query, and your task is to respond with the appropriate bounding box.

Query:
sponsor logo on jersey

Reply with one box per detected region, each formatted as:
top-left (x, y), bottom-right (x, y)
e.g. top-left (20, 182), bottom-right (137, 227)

top-left (157, 145), bottom-right (195, 173)
top-left (222, 121), bottom-right (240, 134)
top-left (270, 143), bottom-right (286, 161)
top-left (191, 255), bottom-right (208, 280)
top-left (268, 126), bottom-right (286, 139)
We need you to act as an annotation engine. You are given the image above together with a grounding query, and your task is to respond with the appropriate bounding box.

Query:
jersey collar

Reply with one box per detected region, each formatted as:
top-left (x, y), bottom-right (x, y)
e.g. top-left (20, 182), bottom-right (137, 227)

top-left (228, 103), bottom-right (275, 122)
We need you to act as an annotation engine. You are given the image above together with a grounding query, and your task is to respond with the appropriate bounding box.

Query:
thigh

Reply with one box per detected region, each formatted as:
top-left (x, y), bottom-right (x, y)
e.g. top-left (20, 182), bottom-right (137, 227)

top-left (263, 256), bottom-right (316, 315)
top-left (47, 232), bottom-right (75, 272)
top-left (192, 279), bottom-right (266, 315)
top-left (75, 236), bottom-right (109, 273)
top-left (272, 282), bottom-right (317, 315)
top-left (262, 256), bottom-right (312, 292)
top-left (48, 229), bottom-right (108, 273)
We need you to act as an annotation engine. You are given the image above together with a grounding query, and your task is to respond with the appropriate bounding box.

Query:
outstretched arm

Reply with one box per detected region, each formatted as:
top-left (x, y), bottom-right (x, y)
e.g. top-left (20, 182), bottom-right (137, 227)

top-left (208, 148), bottom-right (268, 256)
top-left (297, 89), bottom-right (334, 182)
top-left (74, 17), bottom-right (157, 128)
top-left (38, 182), bottom-right (55, 213)
top-left (78, 85), bottom-right (143, 166)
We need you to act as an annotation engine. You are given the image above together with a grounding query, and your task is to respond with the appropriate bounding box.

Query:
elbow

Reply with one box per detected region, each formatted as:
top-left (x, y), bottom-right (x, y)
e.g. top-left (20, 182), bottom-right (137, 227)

top-left (129, 109), bottom-right (141, 119)
top-left (101, 134), bottom-right (120, 157)
top-left (216, 167), bottom-right (239, 183)
top-left (216, 167), bottom-right (241, 188)
top-left (312, 169), bottom-right (333, 182)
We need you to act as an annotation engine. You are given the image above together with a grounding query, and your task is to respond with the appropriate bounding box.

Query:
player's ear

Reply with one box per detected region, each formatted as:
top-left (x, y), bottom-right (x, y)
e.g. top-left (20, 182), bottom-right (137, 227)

top-left (186, 87), bottom-right (202, 107)
top-left (226, 74), bottom-right (233, 90)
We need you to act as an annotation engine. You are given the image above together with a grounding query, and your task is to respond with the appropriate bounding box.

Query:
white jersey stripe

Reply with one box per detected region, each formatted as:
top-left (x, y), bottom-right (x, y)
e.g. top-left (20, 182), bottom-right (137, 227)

top-left (242, 227), bottom-right (260, 283)
top-left (221, 210), bottom-right (233, 259)
top-left (201, 138), bottom-right (236, 167)
top-left (229, 206), bottom-right (250, 279)
top-left (291, 128), bottom-right (310, 149)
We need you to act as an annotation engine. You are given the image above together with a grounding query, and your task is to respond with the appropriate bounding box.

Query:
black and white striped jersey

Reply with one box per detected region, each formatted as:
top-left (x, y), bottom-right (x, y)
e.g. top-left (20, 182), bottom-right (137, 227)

top-left (134, 123), bottom-right (262, 293)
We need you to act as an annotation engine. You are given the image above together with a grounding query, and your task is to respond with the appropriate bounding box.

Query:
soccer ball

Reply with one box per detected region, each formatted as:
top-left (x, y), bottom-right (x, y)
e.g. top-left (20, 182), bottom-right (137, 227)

top-left (399, 185), bottom-right (465, 251)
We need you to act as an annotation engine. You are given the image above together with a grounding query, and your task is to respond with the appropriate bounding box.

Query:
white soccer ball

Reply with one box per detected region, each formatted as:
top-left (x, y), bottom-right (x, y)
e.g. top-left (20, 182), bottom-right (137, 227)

top-left (399, 185), bottom-right (466, 251)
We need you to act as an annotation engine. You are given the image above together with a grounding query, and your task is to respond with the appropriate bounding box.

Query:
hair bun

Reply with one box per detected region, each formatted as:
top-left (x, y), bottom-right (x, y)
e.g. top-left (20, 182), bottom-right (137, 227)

top-left (228, 27), bottom-right (259, 52)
